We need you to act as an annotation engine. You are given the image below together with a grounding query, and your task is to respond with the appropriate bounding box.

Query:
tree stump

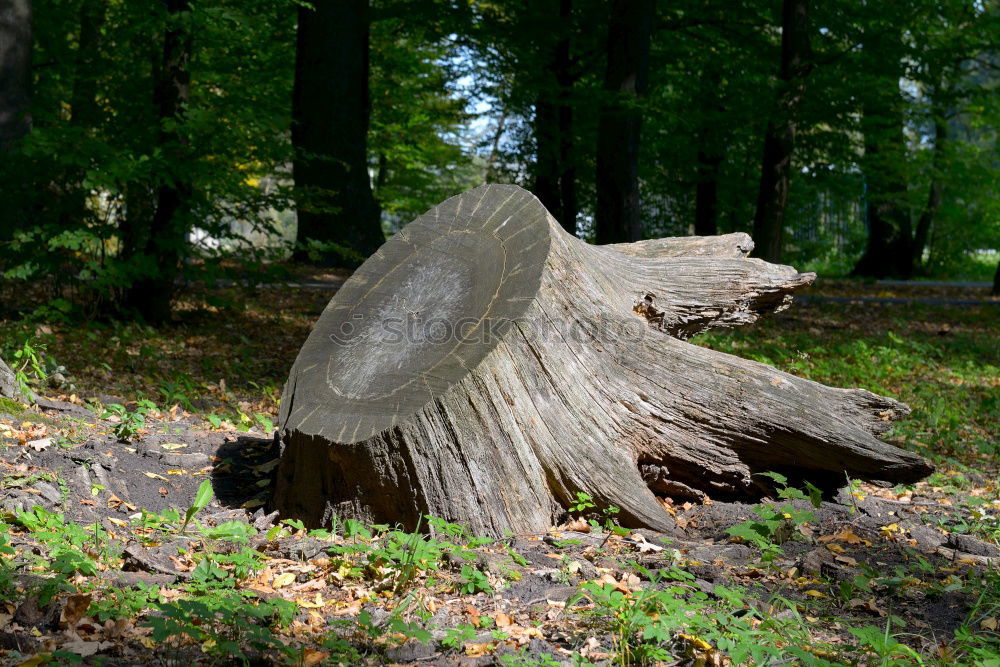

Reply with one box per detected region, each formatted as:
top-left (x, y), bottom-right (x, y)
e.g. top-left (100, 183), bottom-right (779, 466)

top-left (273, 184), bottom-right (931, 536)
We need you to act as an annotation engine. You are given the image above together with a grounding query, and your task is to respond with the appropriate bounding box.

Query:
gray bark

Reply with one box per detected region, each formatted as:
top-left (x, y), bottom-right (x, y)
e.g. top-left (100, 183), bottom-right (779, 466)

top-left (0, 357), bottom-right (18, 399)
top-left (274, 184), bottom-right (932, 537)
top-left (0, 0), bottom-right (31, 152)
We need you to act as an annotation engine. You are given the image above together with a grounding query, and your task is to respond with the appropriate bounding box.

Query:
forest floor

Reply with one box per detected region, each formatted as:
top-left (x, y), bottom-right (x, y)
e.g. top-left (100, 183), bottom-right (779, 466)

top-left (0, 276), bottom-right (997, 665)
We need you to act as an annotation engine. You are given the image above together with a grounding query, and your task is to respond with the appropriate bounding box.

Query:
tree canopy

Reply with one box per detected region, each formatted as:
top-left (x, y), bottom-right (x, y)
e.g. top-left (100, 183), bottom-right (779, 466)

top-left (0, 0), bottom-right (996, 320)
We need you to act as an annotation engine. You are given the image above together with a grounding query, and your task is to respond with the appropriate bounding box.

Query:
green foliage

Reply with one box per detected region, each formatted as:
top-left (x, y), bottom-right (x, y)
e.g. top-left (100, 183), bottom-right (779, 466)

top-left (458, 564), bottom-right (493, 595)
top-left (726, 473), bottom-right (819, 563)
top-left (573, 565), bottom-right (824, 665)
top-left (568, 491), bottom-right (628, 536)
top-left (848, 624), bottom-right (921, 665)
top-left (440, 623), bottom-right (478, 652)
top-left (12, 507), bottom-right (102, 603)
top-left (145, 592), bottom-right (298, 663)
top-left (157, 374), bottom-right (196, 412)
top-left (1, 0), bottom-right (298, 314)
top-left (569, 491), bottom-right (596, 514)
top-left (368, 11), bottom-right (480, 228)
top-left (100, 399), bottom-right (156, 442)
top-left (181, 479), bottom-right (215, 534)
top-left (89, 581), bottom-right (163, 623)
top-left (8, 338), bottom-right (48, 401)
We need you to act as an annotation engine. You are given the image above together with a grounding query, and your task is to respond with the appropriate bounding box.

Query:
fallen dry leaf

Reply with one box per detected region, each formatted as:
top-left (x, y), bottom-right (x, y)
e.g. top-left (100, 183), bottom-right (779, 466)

top-left (301, 649), bottom-right (328, 667)
top-left (272, 572), bottom-right (296, 589)
top-left (61, 594), bottom-right (92, 629)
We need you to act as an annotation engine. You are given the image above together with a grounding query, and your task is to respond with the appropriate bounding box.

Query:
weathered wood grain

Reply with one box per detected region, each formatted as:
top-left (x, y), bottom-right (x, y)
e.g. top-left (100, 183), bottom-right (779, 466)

top-left (274, 184), bottom-right (932, 536)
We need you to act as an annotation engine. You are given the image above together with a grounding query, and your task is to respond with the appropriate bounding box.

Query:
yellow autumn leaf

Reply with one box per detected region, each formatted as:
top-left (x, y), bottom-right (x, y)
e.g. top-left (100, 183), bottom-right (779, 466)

top-left (17, 656), bottom-right (49, 667)
top-left (144, 472), bottom-right (168, 481)
top-left (272, 572), bottom-right (296, 588)
top-left (167, 469), bottom-right (188, 475)
top-left (819, 528), bottom-right (870, 546)
top-left (804, 590), bottom-right (828, 598)
top-left (107, 517), bottom-right (128, 527)
top-left (879, 523), bottom-right (901, 535)
top-left (677, 633), bottom-right (713, 651)
top-left (298, 593), bottom-right (326, 609)
top-left (981, 617), bottom-right (998, 631)
top-left (160, 443), bottom-right (188, 450)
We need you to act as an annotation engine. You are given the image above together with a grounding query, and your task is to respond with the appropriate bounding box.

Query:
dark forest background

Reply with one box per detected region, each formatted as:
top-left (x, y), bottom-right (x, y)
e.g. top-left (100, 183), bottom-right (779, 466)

top-left (1, 0), bottom-right (997, 322)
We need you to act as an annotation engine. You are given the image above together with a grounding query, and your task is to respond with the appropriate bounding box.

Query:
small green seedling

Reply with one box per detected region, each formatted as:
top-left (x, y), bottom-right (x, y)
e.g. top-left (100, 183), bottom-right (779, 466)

top-left (181, 479), bottom-right (215, 534)
top-left (101, 399), bottom-right (157, 442)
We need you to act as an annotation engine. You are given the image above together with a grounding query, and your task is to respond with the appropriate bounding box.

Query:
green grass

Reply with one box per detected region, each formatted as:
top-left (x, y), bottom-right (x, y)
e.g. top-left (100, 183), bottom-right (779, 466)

top-left (0, 396), bottom-right (27, 417)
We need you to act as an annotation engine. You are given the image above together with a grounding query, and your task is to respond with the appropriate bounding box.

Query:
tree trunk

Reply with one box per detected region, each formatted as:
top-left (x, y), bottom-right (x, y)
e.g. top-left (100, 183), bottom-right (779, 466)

top-left (484, 110), bottom-right (506, 184)
top-left (534, 0), bottom-right (577, 235)
top-left (122, 0), bottom-right (192, 323)
top-left (852, 27), bottom-right (912, 279)
top-left (992, 259), bottom-right (999, 297)
top-left (69, 0), bottom-right (105, 129)
top-left (595, 0), bottom-right (654, 244)
top-left (61, 0), bottom-right (108, 229)
top-left (0, 0), bottom-right (31, 152)
top-left (0, 0), bottom-right (31, 240)
top-left (751, 0), bottom-right (811, 264)
top-left (292, 0), bottom-right (383, 265)
top-left (273, 184), bottom-right (932, 537)
top-left (912, 112), bottom-right (945, 271)
top-left (694, 142), bottom-right (721, 237)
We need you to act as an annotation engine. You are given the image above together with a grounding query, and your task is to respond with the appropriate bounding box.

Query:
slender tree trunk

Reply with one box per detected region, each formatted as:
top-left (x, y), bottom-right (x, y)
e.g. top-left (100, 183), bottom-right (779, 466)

top-left (595, 0), bottom-right (654, 244)
top-left (751, 0), bottom-right (811, 263)
top-left (558, 80), bottom-right (577, 235)
top-left (852, 28), bottom-right (912, 279)
top-left (535, 97), bottom-right (561, 219)
top-left (484, 109), bottom-right (506, 183)
top-left (69, 0), bottom-right (105, 129)
top-left (534, 0), bottom-right (577, 235)
top-left (993, 259), bottom-right (999, 296)
top-left (123, 0), bottom-right (192, 322)
top-left (292, 0), bottom-right (382, 265)
top-left (62, 0), bottom-right (107, 228)
top-left (0, 0), bottom-right (32, 239)
top-left (912, 112), bottom-right (945, 272)
top-left (694, 138), bottom-right (722, 236)
top-left (0, 0), bottom-right (31, 152)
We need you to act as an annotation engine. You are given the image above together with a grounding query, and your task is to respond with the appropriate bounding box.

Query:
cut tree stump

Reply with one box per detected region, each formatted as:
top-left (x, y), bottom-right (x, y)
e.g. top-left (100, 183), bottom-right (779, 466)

top-left (274, 184), bottom-right (932, 536)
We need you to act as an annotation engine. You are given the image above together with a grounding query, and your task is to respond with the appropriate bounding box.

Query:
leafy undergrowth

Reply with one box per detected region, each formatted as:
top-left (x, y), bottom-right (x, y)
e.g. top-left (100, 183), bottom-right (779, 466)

top-left (0, 276), bottom-right (996, 664)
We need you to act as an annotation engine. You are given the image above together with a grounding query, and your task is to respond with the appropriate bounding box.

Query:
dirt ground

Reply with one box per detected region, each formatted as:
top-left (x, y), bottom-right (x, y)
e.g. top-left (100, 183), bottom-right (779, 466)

top-left (0, 396), bottom-right (996, 664)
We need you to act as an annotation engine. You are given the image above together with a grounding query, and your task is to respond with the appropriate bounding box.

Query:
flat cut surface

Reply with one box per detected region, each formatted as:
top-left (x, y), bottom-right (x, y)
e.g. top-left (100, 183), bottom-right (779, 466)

top-left (280, 185), bottom-right (551, 444)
